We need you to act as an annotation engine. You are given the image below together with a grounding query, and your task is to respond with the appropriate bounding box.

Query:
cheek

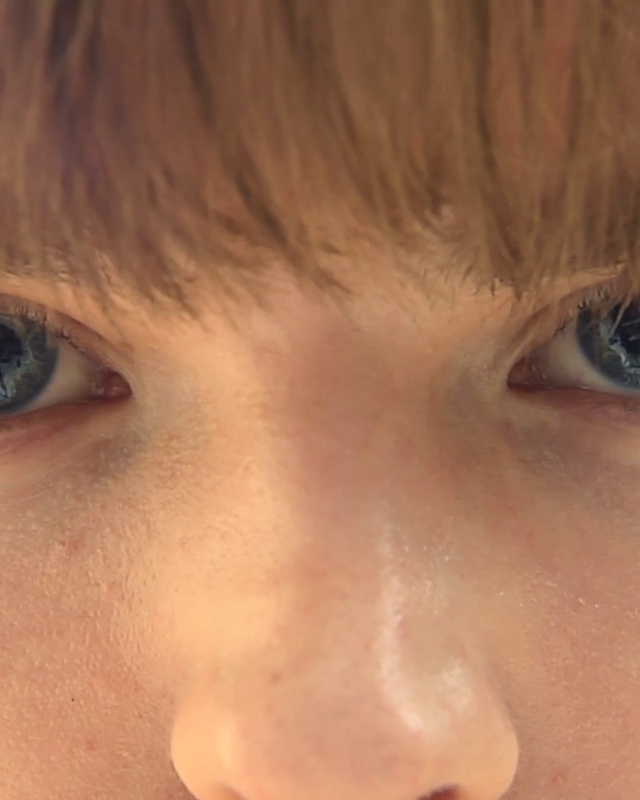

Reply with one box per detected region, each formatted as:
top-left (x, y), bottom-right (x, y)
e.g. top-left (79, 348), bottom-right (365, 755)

top-left (0, 452), bottom-right (181, 797)
top-left (432, 430), bottom-right (640, 787)
top-left (418, 405), bottom-right (640, 689)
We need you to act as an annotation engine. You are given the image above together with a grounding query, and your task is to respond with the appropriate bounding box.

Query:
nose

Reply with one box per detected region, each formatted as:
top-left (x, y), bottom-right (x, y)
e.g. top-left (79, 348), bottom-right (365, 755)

top-left (170, 575), bottom-right (519, 800)
top-left (172, 661), bottom-right (518, 800)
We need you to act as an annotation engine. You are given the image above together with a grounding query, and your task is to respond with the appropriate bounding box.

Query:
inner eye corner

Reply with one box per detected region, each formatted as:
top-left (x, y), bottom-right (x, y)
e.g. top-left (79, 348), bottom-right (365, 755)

top-left (95, 369), bottom-right (133, 402)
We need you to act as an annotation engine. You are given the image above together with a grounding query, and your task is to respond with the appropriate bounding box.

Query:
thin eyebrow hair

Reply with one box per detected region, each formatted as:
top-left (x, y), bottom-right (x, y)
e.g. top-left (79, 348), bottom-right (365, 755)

top-left (0, 181), bottom-right (636, 322)
top-left (2, 128), bottom-right (640, 319)
top-left (0, 0), bottom-right (636, 317)
top-left (2, 213), bottom-right (632, 328)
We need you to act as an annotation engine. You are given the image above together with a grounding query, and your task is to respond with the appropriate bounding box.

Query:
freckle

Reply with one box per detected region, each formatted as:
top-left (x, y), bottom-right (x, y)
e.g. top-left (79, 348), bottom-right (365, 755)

top-left (270, 671), bottom-right (282, 685)
top-left (60, 533), bottom-right (87, 559)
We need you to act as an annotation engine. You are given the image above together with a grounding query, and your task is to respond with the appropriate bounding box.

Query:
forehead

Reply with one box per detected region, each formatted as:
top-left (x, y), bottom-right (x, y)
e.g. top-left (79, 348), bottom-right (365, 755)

top-left (0, 0), bottom-right (638, 314)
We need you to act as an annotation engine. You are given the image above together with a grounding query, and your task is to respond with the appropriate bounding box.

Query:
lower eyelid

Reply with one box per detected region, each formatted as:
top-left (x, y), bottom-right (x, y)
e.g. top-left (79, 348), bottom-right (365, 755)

top-left (0, 399), bottom-right (119, 460)
top-left (509, 383), bottom-right (640, 428)
top-left (510, 320), bottom-right (618, 395)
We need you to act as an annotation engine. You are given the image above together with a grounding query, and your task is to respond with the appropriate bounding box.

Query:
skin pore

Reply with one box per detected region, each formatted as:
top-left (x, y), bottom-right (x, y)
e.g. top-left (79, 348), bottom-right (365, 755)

top-left (3, 1), bottom-right (640, 799)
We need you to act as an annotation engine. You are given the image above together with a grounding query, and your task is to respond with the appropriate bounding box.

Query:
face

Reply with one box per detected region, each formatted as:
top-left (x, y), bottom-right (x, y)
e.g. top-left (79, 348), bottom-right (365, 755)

top-left (1, 247), bottom-right (639, 800)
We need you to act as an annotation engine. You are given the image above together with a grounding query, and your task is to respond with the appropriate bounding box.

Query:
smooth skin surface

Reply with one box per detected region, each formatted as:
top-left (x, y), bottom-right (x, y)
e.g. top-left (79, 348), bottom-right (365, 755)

top-left (1, 252), bottom-right (638, 800)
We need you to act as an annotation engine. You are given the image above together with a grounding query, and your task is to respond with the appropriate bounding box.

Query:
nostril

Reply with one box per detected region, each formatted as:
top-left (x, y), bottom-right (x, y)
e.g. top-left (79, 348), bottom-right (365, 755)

top-left (418, 785), bottom-right (459, 800)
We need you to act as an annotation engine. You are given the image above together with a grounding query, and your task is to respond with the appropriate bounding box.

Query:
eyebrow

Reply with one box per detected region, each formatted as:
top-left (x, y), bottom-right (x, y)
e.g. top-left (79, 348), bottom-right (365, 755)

top-left (1, 198), bottom-right (634, 323)
top-left (0, 1), bottom-right (637, 314)
top-left (2, 141), bottom-right (635, 316)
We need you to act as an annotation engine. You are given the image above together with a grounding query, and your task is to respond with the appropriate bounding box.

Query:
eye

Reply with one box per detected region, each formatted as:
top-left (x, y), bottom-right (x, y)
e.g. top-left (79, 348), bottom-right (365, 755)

top-left (0, 312), bottom-right (128, 418)
top-left (510, 300), bottom-right (640, 396)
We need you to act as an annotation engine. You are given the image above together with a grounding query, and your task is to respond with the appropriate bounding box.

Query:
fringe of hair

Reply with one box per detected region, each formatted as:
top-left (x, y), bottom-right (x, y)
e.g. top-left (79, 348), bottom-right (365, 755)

top-left (0, 0), bottom-right (637, 315)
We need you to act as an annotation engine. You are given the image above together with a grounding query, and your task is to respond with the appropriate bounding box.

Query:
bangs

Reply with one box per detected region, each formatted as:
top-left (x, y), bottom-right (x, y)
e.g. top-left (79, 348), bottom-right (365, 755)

top-left (0, 0), bottom-right (639, 313)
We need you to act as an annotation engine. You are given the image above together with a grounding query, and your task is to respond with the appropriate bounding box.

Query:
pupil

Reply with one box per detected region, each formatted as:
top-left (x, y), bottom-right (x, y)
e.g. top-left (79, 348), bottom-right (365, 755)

top-left (0, 326), bottom-right (24, 367)
top-left (577, 302), bottom-right (640, 389)
top-left (0, 317), bottom-right (58, 413)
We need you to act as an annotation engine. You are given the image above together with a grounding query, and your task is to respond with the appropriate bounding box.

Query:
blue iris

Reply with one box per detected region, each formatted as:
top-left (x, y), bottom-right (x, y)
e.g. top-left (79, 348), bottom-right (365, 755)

top-left (0, 316), bottom-right (59, 414)
top-left (577, 303), bottom-right (640, 389)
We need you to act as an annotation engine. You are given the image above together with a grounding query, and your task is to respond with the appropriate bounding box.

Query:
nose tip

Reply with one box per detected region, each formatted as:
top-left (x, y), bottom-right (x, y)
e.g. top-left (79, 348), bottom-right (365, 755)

top-left (171, 656), bottom-right (519, 800)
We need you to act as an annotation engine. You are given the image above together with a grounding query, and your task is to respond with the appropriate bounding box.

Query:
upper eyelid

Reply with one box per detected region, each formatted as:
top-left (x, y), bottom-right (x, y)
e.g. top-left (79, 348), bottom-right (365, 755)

top-left (510, 277), bottom-right (625, 361)
top-left (0, 295), bottom-right (133, 382)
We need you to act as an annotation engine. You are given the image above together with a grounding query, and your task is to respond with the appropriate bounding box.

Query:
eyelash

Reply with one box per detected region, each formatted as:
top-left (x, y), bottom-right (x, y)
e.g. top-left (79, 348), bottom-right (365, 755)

top-left (0, 294), bottom-right (134, 440)
top-left (4, 283), bottom-right (635, 405)
top-left (0, 295), bottom-right (115, 371)
top-left (557, 284), bottom-right (621, 328)
top-left (518, 278), bottom-right (626, 357)
top-left (7, 303), bottom-right (74, 342)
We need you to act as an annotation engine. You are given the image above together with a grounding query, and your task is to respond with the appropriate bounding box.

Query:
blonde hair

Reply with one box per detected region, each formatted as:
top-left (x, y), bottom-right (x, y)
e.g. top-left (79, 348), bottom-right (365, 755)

top-left (0, 0), bottom-right (638, 311)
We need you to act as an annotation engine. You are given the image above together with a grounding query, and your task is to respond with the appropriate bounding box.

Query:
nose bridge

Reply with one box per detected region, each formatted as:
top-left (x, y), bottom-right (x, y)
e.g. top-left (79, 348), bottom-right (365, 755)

top-left (171, 497), bottom-right (519, 800)
top-left (170, 382), bottom-right (519, 799)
